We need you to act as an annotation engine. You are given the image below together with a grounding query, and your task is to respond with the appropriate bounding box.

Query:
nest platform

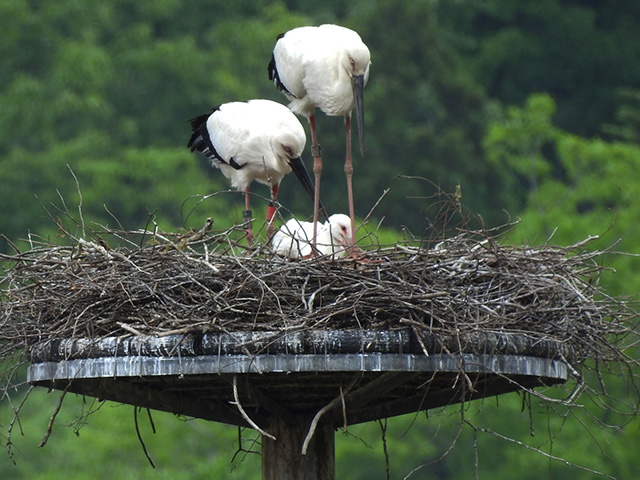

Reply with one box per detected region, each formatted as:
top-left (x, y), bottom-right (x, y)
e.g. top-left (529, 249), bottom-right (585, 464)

top-left (27, 329), bottom-right (569, 428)
top-left (1, 228), bottom-right (631, 479)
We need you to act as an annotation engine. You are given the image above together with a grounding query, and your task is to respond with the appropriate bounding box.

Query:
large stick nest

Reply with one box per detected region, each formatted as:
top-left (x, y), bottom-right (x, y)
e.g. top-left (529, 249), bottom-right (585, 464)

top-left (0, 222), bottom-right (633, 368)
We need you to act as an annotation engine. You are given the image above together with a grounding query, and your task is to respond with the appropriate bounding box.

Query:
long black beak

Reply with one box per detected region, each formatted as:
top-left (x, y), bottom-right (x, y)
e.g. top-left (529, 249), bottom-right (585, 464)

top-left (289, 156), bottom-right (329, 221)
top-left (352, 74), bottom-right (365, 158)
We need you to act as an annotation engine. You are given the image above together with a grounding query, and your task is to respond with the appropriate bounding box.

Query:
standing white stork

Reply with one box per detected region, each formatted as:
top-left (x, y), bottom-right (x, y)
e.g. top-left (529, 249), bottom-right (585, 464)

top-left (272, 213), bottom-right (353, 259)
top-left (268, 24), bottom-right (371, 250)
top-left (188, 99), bottom-right (325, 244)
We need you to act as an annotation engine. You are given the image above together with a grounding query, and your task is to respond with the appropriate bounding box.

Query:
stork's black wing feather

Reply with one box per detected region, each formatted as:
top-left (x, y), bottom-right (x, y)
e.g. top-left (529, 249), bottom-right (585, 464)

top-left (268, 44), bottom-right (295, 98)
top-left (187, 113), bottom-right (210, 152)
top-left (187, 107), bottom-right (227, 166)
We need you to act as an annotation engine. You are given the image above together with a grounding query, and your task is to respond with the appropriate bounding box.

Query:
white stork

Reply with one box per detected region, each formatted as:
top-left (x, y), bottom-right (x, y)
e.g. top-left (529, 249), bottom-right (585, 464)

top-left (272, 213), bottom-right (353, 259)
top-left (188, 99), bottom-right (325, 244)
top-left (268, 24), bottom-right (371, 249)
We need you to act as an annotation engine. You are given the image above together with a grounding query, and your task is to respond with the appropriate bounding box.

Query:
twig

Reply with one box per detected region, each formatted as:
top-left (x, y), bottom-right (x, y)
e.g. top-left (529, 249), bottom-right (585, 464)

top-left (341, 384), bottom-right (348, 433)
top-left (117, 322), bottom-right (143, 336)
top-left (231, 375), bottom-right (275, 440)
top-left (67, 165), bottom-right (85, 238)
top-left (302, 377), bottom-right (358, 455)
top-left (378, 419), bottom-right (391, 480)
top-left (466, 420), bottom-right (616, 479)
top-left (156, 326), bottom-right (207, 338)
top-left (360, 188), bottom-right (390, 232)
top-left (0, 233), bottom-right (22, 256)
top-left (134, 406), bottom-right (156, 468)
top-left (6, 386), bottom-right (34, 463)
top-left (39, 390), bottom-right (68, 448)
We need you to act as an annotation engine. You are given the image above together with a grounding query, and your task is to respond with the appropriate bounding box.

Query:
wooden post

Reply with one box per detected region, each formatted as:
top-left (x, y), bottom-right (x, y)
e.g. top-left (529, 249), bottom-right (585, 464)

top-left (262, 416), bottom-right (335, 480)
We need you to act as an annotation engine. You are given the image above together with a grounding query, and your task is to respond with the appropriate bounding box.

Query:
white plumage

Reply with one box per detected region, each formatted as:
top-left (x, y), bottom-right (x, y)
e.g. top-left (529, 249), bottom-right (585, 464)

top-left (272, 214), bottom-right (353, 259)
top-left (269, 25), bottom-right (371, 120)
top-left (188, 99), bottom-right (318, 243)
top-left (268, 25), bottom-right (371, 249)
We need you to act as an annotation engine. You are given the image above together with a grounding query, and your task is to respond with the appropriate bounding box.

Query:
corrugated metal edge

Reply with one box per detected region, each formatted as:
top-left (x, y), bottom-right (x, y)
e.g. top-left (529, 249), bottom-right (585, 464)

top-left (28, 329), bottom-right (571, 362)
top-left (28, 352), bottom-right (568, 383)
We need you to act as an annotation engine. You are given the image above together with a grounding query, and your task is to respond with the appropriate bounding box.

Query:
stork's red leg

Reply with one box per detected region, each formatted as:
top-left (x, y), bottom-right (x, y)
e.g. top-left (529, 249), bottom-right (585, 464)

top-left (243, 188), bottom-right (254, 245)
top-left (266, 184), bottom-right (279, 239)
top-left (309, 114), bottom-right (322, 244)
top-left (344, 113), bottom-right (356, 246)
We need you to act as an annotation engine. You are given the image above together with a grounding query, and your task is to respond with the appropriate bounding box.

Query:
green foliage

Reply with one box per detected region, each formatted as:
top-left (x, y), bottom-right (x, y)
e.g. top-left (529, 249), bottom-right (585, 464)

top-left (483, 93), bottom-right (558, 213)
top-left (603, 88), bottom-right (640, 143)
top-left (0, 390), bottom-right (261, 480)
top-left (487, 94), bottom-right (640, 296)
top-left (4, 0), bottom-right (638, 241)
top-left (485, 94), bottom-right (557, 180)
top-left (440, 0), bottom-right (640, 136)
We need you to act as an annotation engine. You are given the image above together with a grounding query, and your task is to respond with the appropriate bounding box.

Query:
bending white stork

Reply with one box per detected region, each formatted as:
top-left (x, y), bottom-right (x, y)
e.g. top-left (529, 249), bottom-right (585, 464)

top-left (272, 213), bottom-right (353, 260)
top-left (268, 24), bottom-right (371, 248)
top-left (188, 99), bottom-right (325, 244)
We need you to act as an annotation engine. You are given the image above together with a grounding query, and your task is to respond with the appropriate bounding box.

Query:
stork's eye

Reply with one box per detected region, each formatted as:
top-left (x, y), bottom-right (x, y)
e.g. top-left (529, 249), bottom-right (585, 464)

top-left (341, 225), bottom-right (347, 233)
top-left (349, 57), bottom-right (355, 67)
top-left (283, 145), bottom-right (293, 155)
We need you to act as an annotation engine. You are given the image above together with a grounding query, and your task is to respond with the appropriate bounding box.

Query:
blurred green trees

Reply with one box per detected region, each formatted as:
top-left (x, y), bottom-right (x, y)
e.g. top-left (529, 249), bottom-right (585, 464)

top-left (1, 0), bottom-right (639, 478)
top-left (3, 0), bottom-right (639, 242)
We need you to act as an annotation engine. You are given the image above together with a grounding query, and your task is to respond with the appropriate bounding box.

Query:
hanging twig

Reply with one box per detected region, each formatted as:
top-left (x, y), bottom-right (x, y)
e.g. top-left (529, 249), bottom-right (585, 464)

top-left (39, 390), bottom-right (68, 448)
top-left (378, 419), bottom-right (391, 480)
top-left (6, 386), bottom-right (34, 463)
top-left (134, 406), bottom-right (156, 468)
top-left (340, 384), bottom-right (348, 433)
top-left (231, 375), bottom-right (275, 440)
top-left (302, 377), bottom-right (358, 455)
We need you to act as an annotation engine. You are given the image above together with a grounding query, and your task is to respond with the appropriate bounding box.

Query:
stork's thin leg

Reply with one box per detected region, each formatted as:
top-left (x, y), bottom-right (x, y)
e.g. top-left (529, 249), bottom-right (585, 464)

top-left (344, 114), bottom-right (356, 247)
top-left (243, 188), bottom-right (254, 245)
top-left (309, 114), bottom-right (322, 244)
top-left (266, 184), bottom-right (279, 239)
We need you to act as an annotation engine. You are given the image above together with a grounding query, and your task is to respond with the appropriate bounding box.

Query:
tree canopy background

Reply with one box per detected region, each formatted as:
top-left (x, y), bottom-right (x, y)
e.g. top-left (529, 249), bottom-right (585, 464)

top-left (1, 0), bottom-right (639, 478)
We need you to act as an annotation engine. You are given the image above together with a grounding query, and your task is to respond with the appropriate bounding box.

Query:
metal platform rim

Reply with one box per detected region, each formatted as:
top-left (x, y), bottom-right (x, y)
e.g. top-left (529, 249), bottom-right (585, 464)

top-left (28, 329), bottom-right (573, 363)
top-left (28, 352), bottom-right (568, 383)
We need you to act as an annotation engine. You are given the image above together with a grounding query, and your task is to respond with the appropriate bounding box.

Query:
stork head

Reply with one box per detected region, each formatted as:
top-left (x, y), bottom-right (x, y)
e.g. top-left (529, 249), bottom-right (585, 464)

top-left (274, 131), bottom-right (306, 183)
top-left (275, 131), bottom-right (305, 166)
top-left (325, 213), bottom-right (353, 249)
top-left (346, 46), bottom-right (371, 81)
top-left (272, 130), bottom-right (318, 214)
top-left (344, 45), bottom-right (370, 159)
